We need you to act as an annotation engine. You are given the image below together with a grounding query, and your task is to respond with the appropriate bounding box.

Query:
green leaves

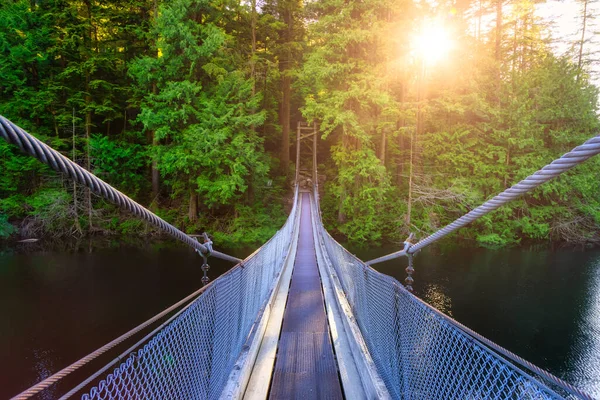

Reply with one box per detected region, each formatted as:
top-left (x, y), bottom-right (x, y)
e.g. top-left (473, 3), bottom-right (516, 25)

top-left (132, 0), bottom-right (269, 210)
top-left (329, 146), bottom-right (391, 241)
top-left (0, 214), bottom-right (15, 238)
top-left (90, 135), bottom-right (148, 196)
top-left (301, 0), bottom-right (600, 246)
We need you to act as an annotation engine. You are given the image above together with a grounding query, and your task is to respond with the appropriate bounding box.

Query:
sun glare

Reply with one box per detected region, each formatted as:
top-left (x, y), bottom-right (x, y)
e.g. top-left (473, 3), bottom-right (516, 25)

top-left (413, 20), bottom-right (454, 65)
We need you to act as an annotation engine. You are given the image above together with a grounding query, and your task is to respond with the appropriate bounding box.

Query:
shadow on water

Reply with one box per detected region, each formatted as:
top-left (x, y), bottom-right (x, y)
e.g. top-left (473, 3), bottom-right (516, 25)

top-left (0, 237), bottom-right (252, 399)
top-left (346, 239), bottom-right (600, 398)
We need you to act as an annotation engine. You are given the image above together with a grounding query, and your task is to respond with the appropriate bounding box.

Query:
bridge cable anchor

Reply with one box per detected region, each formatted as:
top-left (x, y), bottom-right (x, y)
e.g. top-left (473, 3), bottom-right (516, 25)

top-left (196, 233), bottom-right (213, 286)
top-left (403, 233), bottom-right (416, 292)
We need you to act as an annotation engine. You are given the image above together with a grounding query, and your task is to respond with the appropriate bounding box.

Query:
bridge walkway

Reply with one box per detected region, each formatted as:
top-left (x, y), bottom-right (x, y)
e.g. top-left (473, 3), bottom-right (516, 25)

top-left (4, 113), bottom-right (597, 400)
top-left (268, 192), bottom-right (343, 399)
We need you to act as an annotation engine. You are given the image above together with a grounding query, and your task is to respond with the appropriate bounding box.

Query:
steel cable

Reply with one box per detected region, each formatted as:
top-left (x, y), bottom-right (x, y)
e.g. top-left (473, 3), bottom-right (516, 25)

top-left (367, 135), bottom-right (600, 264)
top-left (10, 186), bottom-right (300, 399)
top-left (0, 115), bottom-right (241, 264)
top-left (313, 185), bottom-right (593, 399)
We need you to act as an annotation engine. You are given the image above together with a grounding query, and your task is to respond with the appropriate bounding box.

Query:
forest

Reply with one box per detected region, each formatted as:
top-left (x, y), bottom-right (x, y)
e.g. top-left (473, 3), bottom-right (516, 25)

top-left (0, 0), bottom-right (599, 247)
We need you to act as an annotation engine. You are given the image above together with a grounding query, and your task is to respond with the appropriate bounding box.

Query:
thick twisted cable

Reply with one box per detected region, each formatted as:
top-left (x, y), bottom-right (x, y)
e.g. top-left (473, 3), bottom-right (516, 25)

top-left (366, 134), bottom-right (600, 265)
top-left (409, 135), bottom-right (600, 254)
top-left (0, 115), bottom-right (241, 264)
top-left (314, 163), bottom-right (591, 398)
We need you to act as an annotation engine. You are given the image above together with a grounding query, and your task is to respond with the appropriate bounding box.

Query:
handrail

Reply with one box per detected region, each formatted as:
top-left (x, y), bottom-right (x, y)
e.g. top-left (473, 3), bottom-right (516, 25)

top-left (367, 134), bottom-right (600, 265)
top-left (11, 283), bottom-right (212, 399)
top-left (312, 183), bottom-right (593, 399)
top-left (0, 115), bottom-right (241, 264)
top-left (12, 185), bottom-right (300, 399)
top-left (311, 145), bottom-right (593, 399)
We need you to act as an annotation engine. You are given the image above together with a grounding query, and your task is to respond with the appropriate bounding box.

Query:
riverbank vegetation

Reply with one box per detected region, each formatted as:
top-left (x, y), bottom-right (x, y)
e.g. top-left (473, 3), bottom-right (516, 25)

top-left (0, 0), bottom-right (598, 247)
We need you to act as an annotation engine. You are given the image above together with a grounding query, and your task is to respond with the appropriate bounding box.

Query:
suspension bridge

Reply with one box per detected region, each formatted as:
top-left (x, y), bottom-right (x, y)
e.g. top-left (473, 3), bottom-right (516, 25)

top-left (2, 115), bottom-right (600, 399)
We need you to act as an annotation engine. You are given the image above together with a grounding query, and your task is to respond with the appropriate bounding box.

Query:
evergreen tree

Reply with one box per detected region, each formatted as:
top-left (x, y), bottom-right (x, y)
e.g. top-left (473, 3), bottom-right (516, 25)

top-left (130, 0), bottom-right (267, 223)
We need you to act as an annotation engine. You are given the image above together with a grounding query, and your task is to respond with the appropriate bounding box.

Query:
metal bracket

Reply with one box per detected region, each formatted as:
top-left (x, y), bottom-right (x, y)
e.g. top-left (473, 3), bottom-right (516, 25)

top-left (403, 233), bottom-right (416, 292)
top-left (195, 233), bottom-right (213, 286)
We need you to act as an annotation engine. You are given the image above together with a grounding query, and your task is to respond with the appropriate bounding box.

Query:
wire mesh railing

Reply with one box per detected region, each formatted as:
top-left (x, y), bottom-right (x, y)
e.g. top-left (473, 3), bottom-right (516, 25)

top-left (77, 188), bottom-right (299, 400)
top-left (311, 187), bottom-right (586, 400)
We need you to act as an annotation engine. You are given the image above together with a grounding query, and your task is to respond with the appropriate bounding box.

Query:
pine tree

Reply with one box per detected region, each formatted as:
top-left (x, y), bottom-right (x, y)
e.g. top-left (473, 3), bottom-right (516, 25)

top-left (131, 0), bottom-right (267, 223)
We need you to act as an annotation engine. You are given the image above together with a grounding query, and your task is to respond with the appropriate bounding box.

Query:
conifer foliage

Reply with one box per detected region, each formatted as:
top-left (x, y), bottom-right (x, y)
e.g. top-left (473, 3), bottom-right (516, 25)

top-left (0, 0), bottom-right (598, 246)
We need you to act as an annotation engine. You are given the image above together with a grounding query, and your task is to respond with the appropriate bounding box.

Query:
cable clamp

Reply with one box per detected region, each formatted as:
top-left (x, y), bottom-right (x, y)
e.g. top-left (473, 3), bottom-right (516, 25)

top-left (201, 232), bottom-right (213, 257)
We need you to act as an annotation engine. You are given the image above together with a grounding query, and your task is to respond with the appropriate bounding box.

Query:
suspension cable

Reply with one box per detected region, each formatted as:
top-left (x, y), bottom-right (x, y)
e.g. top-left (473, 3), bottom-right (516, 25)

top-left (367, 134), bottom-right (600, 265)
top-left (0, 115), bottom-right (241, 264)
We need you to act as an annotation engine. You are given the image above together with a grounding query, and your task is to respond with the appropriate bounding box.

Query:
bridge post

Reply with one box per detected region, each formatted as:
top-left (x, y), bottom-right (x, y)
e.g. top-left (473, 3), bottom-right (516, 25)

top-left (295, 122), bottom-right (301, 185)
top-left (295, 121), bottom-right (318, 189)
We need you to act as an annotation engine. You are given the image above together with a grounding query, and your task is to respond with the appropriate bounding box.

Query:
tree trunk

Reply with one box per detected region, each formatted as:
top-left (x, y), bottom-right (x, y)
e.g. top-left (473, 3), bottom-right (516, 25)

top-left (495, 0), bottom-right (502, 60)
top-left (396, 82), bottom-right (406, 187)
top-left (380, 128), bottom-right (386, 164)
top-left (85, 105), bottom-right (93, 230)
top-left (189, 187), bottom-right (198, 222)
top-left (407, 60), bottom-right (424, 228)
top-left (577, 0), bottom-right (588, 80)
top-left (151, 0), bottom-right (160, 202)
top-left (84, 0), bottom-right (94, 231)
top-left (406, 125), bottom-right (414, 228)
top-left (338, 129), bottom-right (347, 224)
top-left (85, 104), bottom-right (93, 230)
top-left (505, 144), bottom-right (510, 187)
top-left (151, 82), bottom-right (160, 202)
top-left (477, 0), bottom-right (482, 42)
top-left (72, 109), bottom-right (82, 235)
top-left (251, 0), bottom-right (257, 92)
top-left (512, 17), bottom-right (518, 73)
top-left (151, 142), bottom-right (159, 200)
top-left (280, 76), bottom-right (291, 171)
top-left (279, 7), bottom-right (292, 172)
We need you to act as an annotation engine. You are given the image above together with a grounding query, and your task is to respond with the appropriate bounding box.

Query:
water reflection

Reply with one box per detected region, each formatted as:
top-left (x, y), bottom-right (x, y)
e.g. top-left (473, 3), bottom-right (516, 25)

top-left (4, 238), bottom-right (600, 397)
top-left (570, 256), bottom-right (600, 398)
top-left (0, 238), bottom-right (250, 399)
top-left (32, 348), bottom-right (58, 400)
top-left (422, 283), bottom-right (453, 317)
top-left (350, 241), bottom-right (600, 397)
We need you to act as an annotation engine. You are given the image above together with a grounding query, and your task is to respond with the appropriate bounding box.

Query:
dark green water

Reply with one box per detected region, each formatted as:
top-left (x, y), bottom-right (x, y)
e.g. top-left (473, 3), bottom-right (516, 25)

top-left (347, 240), bottom-right (600, 398)
top-left (1, 238), bottom-right (599, 398)
top-left (0, 238), bottom-right (251, 399)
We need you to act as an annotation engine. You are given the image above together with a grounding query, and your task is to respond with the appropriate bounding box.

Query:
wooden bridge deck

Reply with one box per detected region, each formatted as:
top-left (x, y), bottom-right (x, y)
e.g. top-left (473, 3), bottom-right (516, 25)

top-left (268, 193), bottom-right (343, 399)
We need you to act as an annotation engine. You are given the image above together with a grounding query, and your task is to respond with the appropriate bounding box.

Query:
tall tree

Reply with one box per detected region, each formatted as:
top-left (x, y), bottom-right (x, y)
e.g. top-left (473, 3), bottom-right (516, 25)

top-left (300, 0), bottom-right (407, 239)
top-left (271, 0), bottom-right (303, 174)
top-left (131, 0), bottom-right (267, 223)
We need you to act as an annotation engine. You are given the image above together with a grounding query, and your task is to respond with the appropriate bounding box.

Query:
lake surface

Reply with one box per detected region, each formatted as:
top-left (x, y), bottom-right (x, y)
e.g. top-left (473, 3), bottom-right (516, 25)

top-left (0, 238), bottom-right (251, 399)
top-left (1, 238), bottom-right (599, 398)
top-left (349, 240), bottom-right (600, 398)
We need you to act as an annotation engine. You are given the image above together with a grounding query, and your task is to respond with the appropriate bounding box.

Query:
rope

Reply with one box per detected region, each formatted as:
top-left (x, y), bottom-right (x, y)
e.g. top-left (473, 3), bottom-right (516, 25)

top-left (313, 182), bottom-right (592, 398)
top-left (0, 115), bottom-right (241, 264)
top-left (403, 281), bottom-right (594, 400)
top-left (12, 185), bottom-right (300, 399)
top-left (58, 293), bottom-right (200, 399)
top-left (366, 134), bottom-right (600, 264)
top-left (10, 283), bottom-right (211, 399)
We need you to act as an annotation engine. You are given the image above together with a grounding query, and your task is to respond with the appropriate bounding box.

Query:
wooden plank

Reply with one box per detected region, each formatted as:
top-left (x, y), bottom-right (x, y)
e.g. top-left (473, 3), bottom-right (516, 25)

top-left (242, 196), bottom-right (302, 400)
top-left (269, 193), bottom-right (343, 400)
top-left (309, 193), bottom-right (392, 400)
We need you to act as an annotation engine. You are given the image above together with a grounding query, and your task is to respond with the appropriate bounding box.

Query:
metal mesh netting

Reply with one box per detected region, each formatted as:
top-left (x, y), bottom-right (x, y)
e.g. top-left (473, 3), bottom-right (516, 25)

top-left (81, 189), bottom-right (299, 400)
top-left (311, 191), bottom-right (575, 400)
